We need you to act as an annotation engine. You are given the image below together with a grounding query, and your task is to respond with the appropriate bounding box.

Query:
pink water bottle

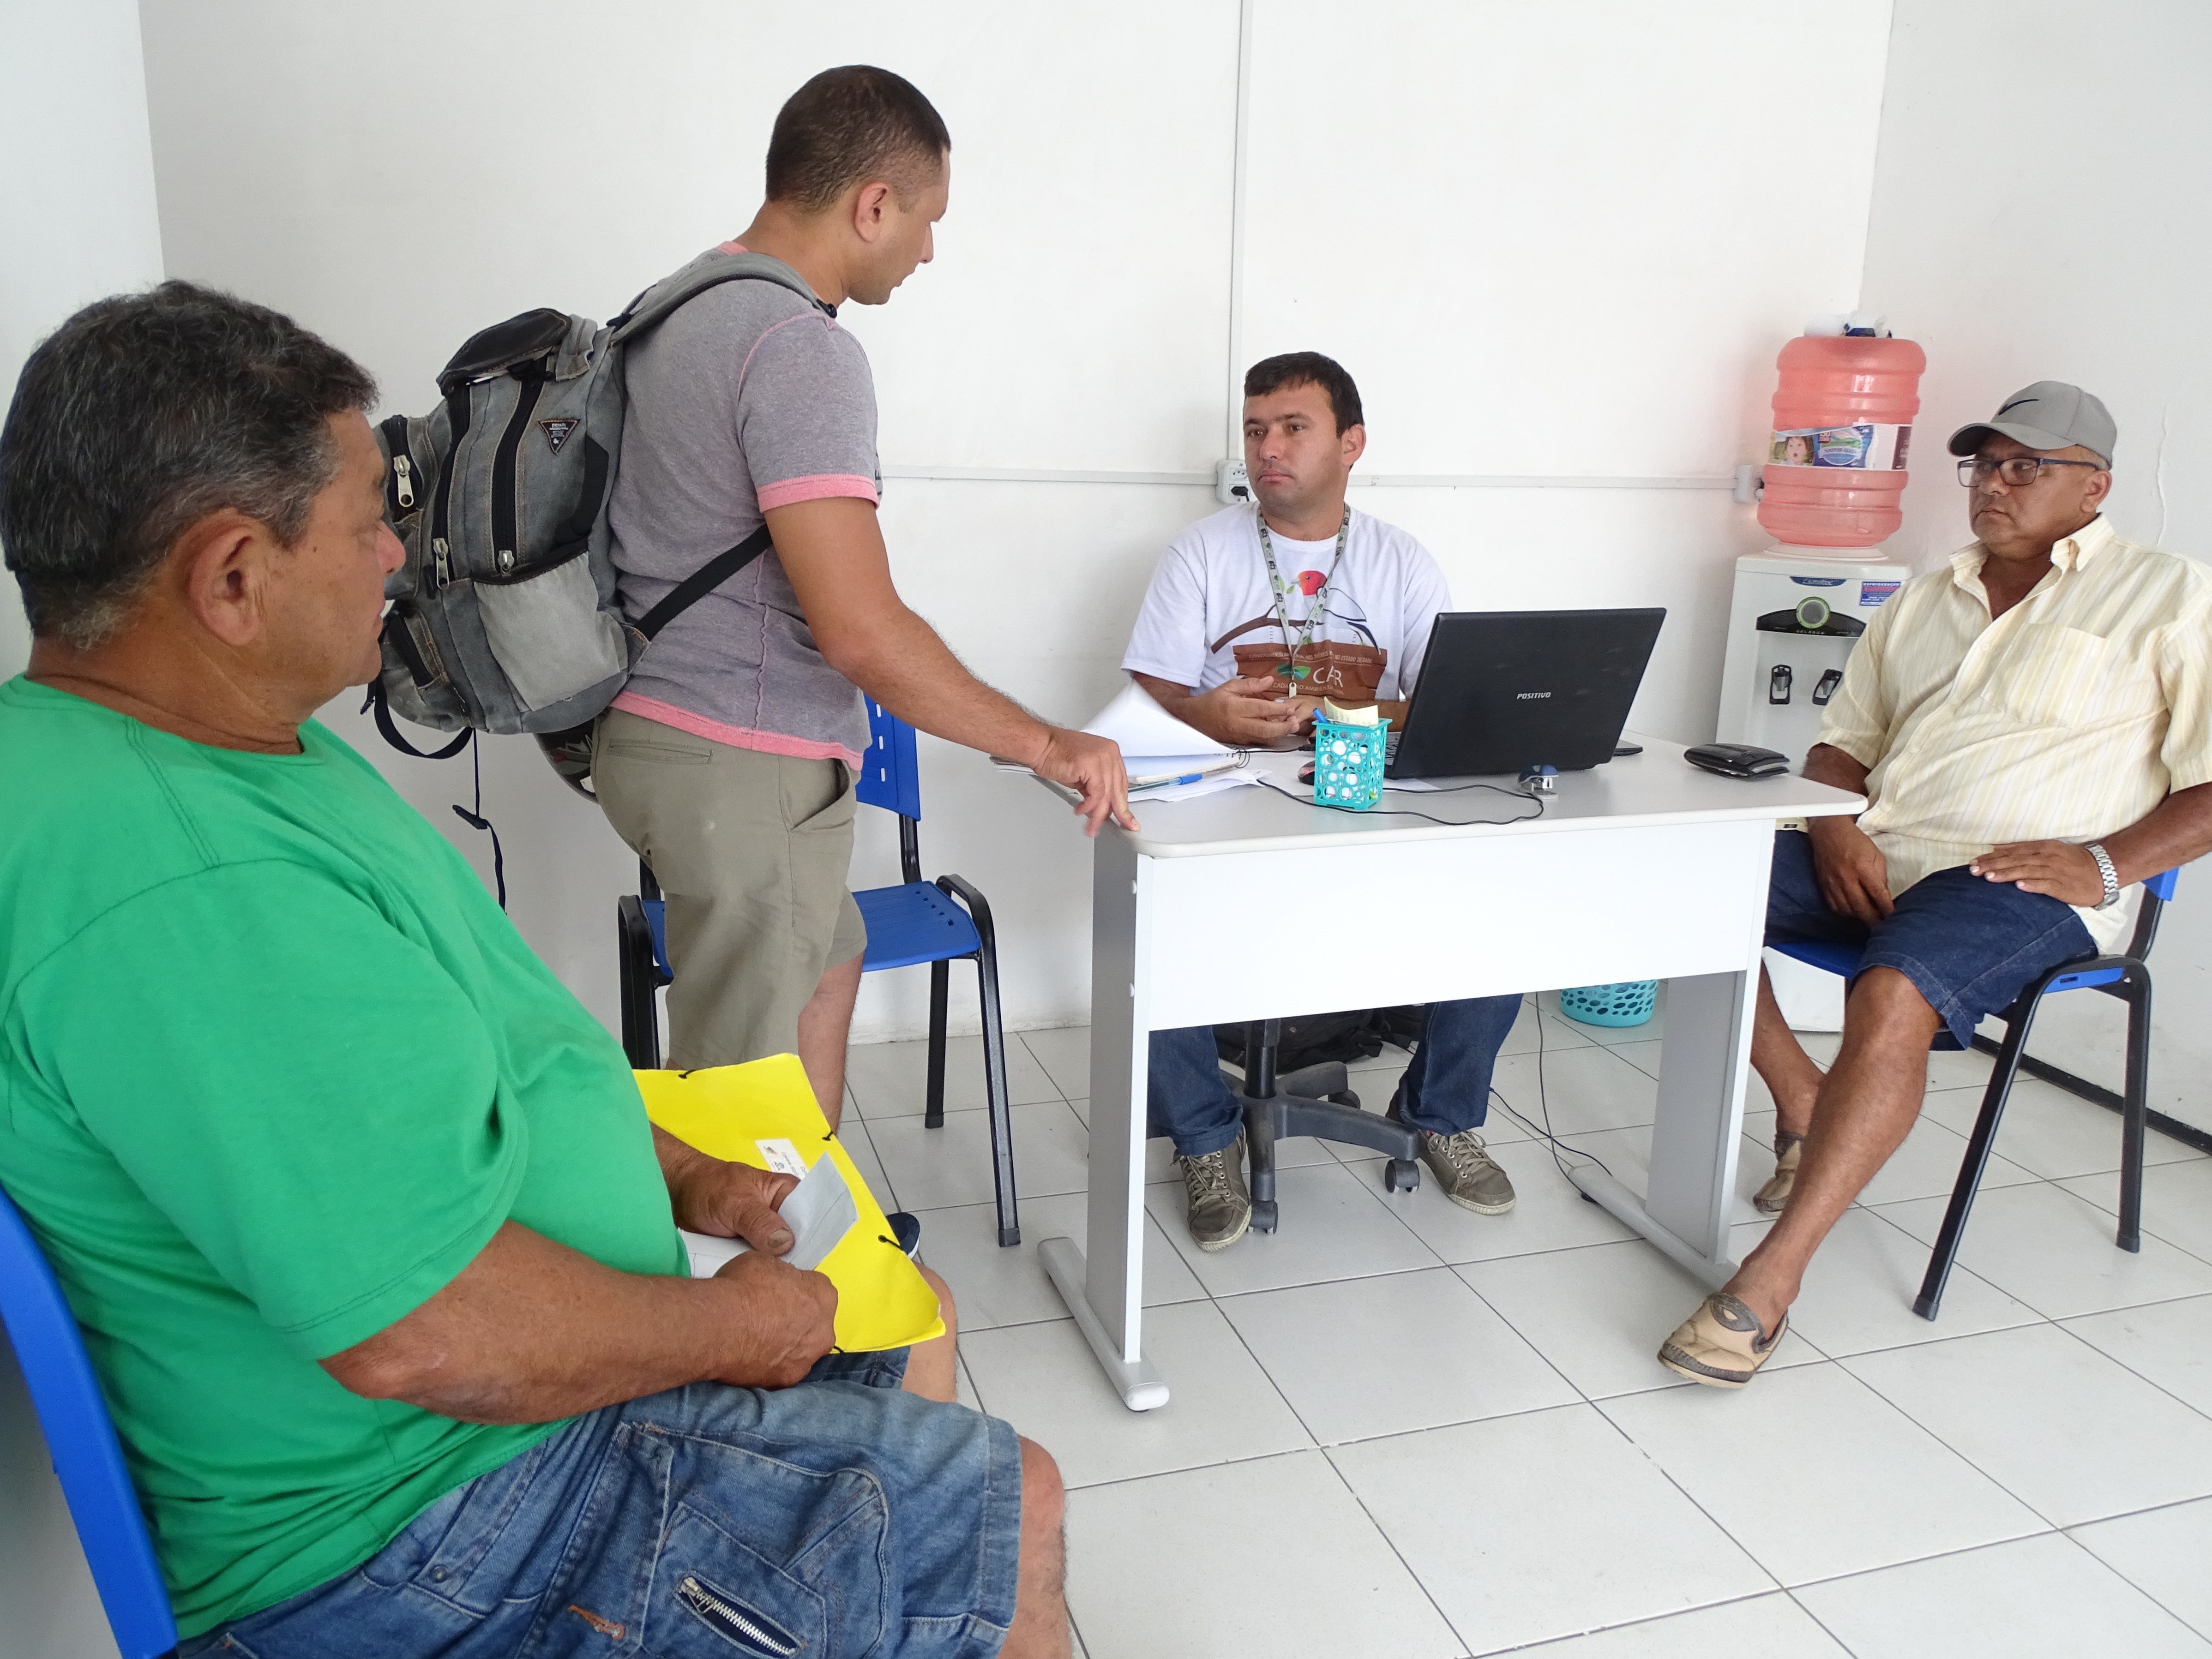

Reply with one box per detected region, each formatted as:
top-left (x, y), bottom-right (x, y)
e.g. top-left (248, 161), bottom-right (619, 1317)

top-left (1757, 324), bottom-right (1926, 549)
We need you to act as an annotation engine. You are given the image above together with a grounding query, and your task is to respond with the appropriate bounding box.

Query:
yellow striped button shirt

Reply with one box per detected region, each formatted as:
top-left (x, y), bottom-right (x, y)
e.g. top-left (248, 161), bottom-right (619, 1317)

top-left (1817, 515), bottom-right (2212, 950)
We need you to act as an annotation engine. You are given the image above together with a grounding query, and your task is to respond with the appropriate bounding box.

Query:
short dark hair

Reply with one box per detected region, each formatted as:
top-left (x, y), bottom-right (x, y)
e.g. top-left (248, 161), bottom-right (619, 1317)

top-left (765, 66), bottom-right (950, 212)
top-left (0, 281), bottom-right (374, 651)
top-left (1244, 352), bottom-right (1364, 434)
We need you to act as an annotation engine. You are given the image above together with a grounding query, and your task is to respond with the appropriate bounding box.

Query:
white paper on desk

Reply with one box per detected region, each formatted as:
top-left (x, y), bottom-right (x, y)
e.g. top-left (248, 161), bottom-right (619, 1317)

top-left (1142, 771), bottom-right (1254, 803)
top-left (678, 1154), bottom-right (860, 1278)
top-left (1080, 682), bottom-right (1230, 764)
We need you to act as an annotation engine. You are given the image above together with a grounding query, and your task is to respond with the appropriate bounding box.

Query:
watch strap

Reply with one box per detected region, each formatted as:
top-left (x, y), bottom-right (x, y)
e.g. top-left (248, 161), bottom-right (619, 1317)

top-left (2084, 841), bottom-right (2122, 909)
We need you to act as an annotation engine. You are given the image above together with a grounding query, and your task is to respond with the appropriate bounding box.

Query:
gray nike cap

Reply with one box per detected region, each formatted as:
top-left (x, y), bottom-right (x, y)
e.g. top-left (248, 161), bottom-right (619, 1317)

top-left (1948, 381), bottom-right (2116, 466)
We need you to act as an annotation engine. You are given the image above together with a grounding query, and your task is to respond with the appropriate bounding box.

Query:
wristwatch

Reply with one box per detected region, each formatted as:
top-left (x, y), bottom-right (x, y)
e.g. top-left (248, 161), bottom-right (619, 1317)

top-left (2084, 841), bottom-right (2122, 909)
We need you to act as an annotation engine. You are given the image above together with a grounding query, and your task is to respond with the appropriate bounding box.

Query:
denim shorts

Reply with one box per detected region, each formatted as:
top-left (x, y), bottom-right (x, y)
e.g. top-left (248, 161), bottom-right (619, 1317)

top-left (1766, 829), bottom-right (2096, 1047)
top-left (180, 1349), bottom-right (1024, 1659)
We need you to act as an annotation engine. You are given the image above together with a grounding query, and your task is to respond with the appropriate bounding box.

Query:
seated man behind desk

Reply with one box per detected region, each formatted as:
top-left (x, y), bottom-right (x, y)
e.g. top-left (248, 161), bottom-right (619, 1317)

top-left (1661, 381), bottom-right (2212, 1389)
top-left (1123, 351), bottom-right (1522, 1249)
top-left (0, 285), bottom-right (1068, 1658)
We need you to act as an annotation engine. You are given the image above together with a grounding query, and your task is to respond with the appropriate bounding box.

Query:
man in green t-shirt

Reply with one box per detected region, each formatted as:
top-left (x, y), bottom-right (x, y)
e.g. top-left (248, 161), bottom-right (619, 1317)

top-left (0, 282), bottom-right (1067, 1658)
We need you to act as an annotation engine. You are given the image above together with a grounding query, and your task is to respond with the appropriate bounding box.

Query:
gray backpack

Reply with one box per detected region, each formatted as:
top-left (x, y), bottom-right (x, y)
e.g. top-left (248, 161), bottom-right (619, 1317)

top-left (370, 251), bottom-right (822, 788)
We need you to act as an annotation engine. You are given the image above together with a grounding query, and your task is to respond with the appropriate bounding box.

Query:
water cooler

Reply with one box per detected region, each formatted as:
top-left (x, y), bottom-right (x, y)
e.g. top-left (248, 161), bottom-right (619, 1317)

top-left (1716, 552), bottom-right (1905, 765)
top-left (1724, 316), bottom-right (1924, 1026)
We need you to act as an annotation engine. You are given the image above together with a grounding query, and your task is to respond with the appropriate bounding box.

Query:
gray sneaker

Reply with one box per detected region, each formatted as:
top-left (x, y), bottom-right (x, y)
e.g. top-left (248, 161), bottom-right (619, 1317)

top-left (1177, 1136), bottom-right (1252, 1252)
top-left (1414, 1128), bottom-right (1516, 1214)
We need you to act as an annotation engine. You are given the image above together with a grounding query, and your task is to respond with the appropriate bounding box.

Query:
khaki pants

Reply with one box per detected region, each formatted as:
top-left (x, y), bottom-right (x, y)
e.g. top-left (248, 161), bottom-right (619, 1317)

top-left (593, 709), bottom-right (867, 1069)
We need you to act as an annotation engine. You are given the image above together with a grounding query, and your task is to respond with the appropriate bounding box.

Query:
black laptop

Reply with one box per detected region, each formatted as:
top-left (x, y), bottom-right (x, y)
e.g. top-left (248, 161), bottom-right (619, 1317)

top-left (1383, 609), bottom-right (1666, 779)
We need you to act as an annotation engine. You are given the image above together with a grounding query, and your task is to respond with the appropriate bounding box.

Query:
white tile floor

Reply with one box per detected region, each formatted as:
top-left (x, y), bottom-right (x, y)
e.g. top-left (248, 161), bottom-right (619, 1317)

top-left (837, 1000), bottom-right (2212, 1657)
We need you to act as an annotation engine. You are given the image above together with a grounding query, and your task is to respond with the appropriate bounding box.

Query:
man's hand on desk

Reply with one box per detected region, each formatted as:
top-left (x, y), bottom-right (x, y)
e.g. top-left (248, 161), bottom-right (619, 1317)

top-left (1031, 727), bottom-right (1139, 836)
top-left (1132, 672), bottom-right (1298, 747)
top-left (1969, 840), bottom-right (2105, 907)
top-left (1808, 816), bottom-right (1895, 925)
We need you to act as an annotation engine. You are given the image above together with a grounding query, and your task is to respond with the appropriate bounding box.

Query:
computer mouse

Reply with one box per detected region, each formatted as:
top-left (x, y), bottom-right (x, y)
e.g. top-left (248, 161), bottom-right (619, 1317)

top-left (1684, 743), bottom-right (1791, 779)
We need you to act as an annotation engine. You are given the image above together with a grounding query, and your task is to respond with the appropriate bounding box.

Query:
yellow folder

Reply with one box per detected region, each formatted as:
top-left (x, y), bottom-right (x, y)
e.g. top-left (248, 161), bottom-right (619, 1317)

top-left (637, 1056), bottom-right (944, 1354)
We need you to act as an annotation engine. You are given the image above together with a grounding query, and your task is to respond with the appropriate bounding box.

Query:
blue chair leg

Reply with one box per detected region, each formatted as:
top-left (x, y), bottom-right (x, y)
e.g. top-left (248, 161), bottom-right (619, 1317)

top-left (2118, 966), bottom-right (2152, 1253)
top-left (925, 958), bottom-right (950, 1130)
top-left (1915, 1000), bottom-right (2040, 1320)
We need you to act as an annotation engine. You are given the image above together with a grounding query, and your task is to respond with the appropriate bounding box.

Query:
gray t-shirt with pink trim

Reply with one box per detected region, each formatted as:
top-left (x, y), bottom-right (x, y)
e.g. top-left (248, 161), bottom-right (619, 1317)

top-left (608, 245), bottom-right (880, 766)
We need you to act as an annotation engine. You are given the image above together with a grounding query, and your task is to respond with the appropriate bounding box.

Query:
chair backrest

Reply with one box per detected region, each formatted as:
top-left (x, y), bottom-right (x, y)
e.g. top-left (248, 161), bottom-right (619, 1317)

top-left (2128, 867), bottom-right (2182, 960)
top-left (857, 700), bottom-right (922, 822)
top-left (0, 1191), bottom-right (176, 1659)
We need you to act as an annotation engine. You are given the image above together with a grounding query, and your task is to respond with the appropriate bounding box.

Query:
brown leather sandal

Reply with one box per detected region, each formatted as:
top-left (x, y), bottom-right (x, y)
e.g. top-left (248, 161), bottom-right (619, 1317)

top-left (1753, 1131), bottom-right (1804, 1216)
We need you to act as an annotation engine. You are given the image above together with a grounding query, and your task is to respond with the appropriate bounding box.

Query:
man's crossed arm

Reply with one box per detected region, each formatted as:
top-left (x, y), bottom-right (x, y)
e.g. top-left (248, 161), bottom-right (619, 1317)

top-left (321, 1128), bottom-right (833, 1424)
top-left (1800, 741), bottom-right (2212, 925)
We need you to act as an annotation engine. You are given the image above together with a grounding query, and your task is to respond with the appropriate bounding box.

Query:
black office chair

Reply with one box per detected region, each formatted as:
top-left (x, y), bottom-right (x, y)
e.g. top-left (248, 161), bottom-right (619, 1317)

top-left (1232, 1018), bottom-right (1424, 1232)
top-left (1773, 866), bottom-right (2189, 1320)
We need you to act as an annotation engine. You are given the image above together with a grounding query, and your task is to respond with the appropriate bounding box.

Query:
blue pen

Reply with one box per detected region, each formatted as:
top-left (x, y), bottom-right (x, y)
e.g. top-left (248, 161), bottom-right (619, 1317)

top-left (1130, 769), bottom-right (1208, 790)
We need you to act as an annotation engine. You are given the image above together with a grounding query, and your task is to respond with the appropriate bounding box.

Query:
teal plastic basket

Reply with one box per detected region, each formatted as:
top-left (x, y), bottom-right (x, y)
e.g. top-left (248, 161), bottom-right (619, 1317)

top-left (1559, 980), bottom-right (1657, 1028)
top-left (1312, 718), bottom-right (1388, 810)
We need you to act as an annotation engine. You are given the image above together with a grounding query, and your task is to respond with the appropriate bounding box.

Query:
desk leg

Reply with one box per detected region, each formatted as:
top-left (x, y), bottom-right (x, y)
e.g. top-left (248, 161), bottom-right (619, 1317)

top-left (1568, 968), bottom-right (1753, 1290)
top-left (1040, 833), bottom-right (1169, 1411)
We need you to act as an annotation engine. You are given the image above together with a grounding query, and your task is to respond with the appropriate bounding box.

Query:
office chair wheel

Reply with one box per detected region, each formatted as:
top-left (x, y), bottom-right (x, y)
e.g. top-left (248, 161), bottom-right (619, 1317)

top-left (1384, 1158), bottom-right (1420, 1193)
top-left (1250, 1199), bottom-right (1279, 1234)
top-left (1328, 1089), bottom-right (1361, 1109)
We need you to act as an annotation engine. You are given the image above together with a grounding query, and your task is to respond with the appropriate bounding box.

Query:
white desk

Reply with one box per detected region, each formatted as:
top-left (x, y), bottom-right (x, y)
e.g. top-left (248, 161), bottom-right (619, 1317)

top-left (1037, 737), bottom-right (1863, 1410)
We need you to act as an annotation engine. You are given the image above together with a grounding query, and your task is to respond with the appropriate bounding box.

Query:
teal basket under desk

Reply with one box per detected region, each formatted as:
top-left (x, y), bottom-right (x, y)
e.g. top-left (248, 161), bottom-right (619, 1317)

top-left (1559, 980), bottom-right (1658, 1028)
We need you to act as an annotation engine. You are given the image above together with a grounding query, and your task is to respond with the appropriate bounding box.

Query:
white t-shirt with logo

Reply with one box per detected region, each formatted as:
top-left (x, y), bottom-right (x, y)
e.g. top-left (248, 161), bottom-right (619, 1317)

top-left (1122, 503), bottom-right (1453, 700)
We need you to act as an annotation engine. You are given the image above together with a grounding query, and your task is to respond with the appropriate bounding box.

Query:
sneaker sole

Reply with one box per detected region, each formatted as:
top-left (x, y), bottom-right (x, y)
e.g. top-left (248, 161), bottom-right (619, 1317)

top-left (1440, 1189), bottom-right (1517, 1216)
top-left (1193, 1209), bottom-right (1251, 1252)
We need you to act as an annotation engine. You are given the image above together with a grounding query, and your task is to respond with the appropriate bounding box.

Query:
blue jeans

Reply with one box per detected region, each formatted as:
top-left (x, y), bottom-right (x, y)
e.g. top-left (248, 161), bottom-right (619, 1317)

top-left (179, 1349), bottom-right (1023, 1659)
top-left (1148, 996), bottom-right (1523, 1156)
top-left (1765, 830), bottom-right (2096, 1046)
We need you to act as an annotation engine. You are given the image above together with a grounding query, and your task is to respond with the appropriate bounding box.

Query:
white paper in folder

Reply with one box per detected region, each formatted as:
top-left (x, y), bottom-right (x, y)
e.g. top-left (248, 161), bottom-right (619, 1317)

top-left (1079, 682), bottom-right (1255, 797)
top-left (679, 1152), bottom-right (860, 1277)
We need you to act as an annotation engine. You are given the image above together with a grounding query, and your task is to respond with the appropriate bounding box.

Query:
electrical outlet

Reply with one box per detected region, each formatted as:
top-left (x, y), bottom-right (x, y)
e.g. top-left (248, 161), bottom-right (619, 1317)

top-left (1214, 457), bottom-right (1250, 505)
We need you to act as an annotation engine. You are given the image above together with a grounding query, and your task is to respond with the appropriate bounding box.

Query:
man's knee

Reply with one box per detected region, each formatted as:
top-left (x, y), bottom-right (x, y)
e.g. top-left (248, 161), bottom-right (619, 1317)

top-left (1018, 1436), bottom-right (1064, 1534)
top-left (1842, 966), bottom-right (1943, 1050)
top-left (917, 1264), bottom-right (958, 1342)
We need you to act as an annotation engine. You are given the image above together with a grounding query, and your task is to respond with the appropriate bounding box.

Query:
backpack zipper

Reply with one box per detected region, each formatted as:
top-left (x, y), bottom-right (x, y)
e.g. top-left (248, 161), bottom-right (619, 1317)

top-left (428, 385), bottom-right (471, 589)
top-left (378, 413), bottom-right (418, 519)
top-left (489, 363), bottom-right (547, 578)
top-left (674, 1575), bottom-right (798, 1656)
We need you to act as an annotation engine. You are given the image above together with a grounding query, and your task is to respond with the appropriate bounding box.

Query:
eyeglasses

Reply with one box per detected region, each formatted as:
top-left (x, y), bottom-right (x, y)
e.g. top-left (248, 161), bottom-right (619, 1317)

top-left (1957, 456), bottom-right (2105, 487)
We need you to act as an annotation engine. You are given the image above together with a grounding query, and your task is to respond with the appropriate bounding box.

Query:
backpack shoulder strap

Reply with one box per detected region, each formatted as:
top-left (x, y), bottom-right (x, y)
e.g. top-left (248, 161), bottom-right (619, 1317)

top-left (608, 252), bottom-right (827, 345)
top-left (634, 524), bottom-right (775, 641)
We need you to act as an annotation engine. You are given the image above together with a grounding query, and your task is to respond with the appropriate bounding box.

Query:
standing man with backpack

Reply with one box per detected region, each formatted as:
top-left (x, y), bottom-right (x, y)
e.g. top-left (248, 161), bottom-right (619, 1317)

top-left (593, 67), bottom-right (1131, 1119)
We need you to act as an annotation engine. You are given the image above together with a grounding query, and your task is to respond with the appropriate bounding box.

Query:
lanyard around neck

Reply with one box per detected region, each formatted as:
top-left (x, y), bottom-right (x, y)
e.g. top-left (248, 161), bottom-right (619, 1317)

top-left (1256, 506), bottom-right (1351, 673)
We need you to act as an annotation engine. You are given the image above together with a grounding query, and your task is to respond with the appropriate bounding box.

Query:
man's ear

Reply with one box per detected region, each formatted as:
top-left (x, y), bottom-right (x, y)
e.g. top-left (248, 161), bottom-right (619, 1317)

top-left (1340, 423), bottom-right (1368, 470)
top-left (174, 509), bottom-right (273, 649)
top-left (2084, 467), bottom-right (2114, 513)
top-left (850, 180), bottom-right (894, 245)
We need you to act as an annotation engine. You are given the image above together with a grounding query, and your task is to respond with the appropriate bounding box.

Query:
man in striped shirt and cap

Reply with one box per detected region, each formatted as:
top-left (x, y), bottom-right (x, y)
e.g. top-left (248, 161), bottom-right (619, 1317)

top-left (1662, 381), bottom-right (2212, 1389)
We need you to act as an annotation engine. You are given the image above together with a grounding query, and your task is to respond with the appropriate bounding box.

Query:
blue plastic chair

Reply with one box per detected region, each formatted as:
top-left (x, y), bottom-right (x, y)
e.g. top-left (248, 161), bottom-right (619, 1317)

top-left (1771, 867), bottom-right (2183, 1320)
top-left (0, 1189), bottom-right (178, 1658)
top-left (617, 701), bottom-right (1021, 1245)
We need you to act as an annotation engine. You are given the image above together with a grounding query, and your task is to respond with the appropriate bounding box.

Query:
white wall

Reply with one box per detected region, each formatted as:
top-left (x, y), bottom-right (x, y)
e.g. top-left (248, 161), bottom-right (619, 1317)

top-left (0, 1), bottom-right (161, 1648)
top-left (1861, 0), bottom-right (2212, 1131)
top-left (136, 0), bottom-right (1894, 1044)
